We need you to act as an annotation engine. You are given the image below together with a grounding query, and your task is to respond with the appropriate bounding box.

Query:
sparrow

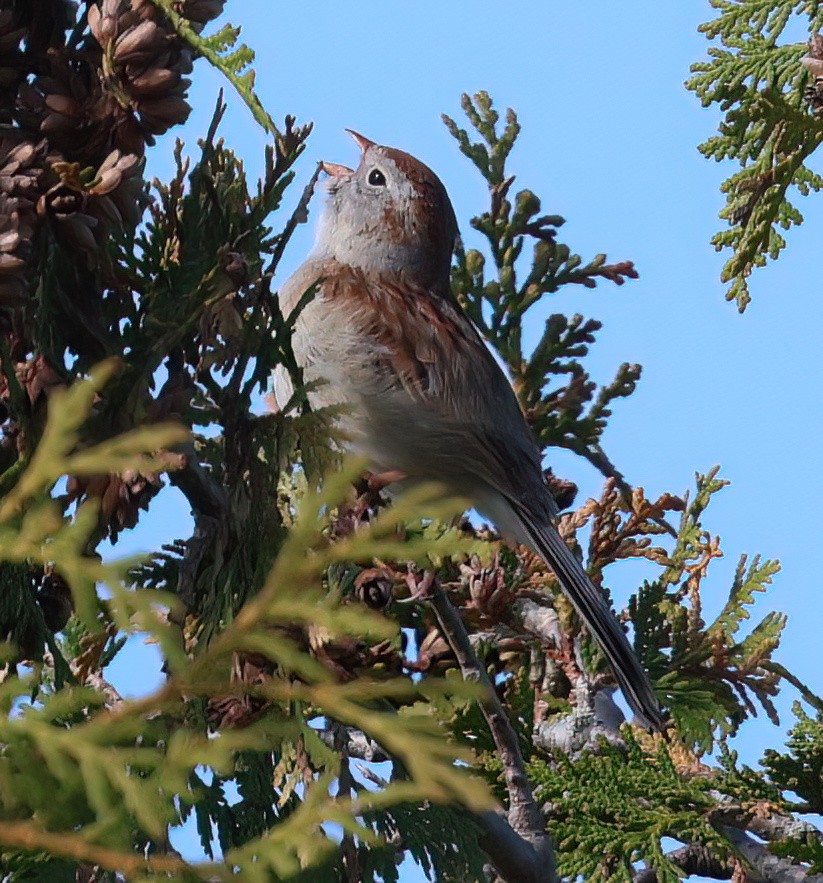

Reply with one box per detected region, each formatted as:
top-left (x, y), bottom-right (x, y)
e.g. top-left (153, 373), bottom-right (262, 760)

top-left (275, 131), bottom-right (665, 731)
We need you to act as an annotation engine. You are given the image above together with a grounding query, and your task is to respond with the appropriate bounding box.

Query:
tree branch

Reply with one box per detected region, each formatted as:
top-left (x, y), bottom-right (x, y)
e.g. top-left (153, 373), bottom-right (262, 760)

top-left (421, 572), bottom-right (557, 883)
top-left (0, 820), bottom-right (188, 876)
top-left (167, 441), bottom-right (228, 608)
top-left (745, 813), bottom-right (823, 846)
top-left (512, 594), bottom-right (628, 749)
top-left (720, 825), bottom-right (823, 883)
top-left (168, 441), bottom-right (228, 519)
top-left (634, 841), bottom-right (734, 882)
top-left (711, 798), bottom-right (823, 847)
top-left (318, 724), bottom-right (392, 764)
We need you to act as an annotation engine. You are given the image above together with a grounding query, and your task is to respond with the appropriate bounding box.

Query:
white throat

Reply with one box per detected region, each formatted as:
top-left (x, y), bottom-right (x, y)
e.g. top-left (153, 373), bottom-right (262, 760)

top-left (312, 197), bottom-right (426, 280)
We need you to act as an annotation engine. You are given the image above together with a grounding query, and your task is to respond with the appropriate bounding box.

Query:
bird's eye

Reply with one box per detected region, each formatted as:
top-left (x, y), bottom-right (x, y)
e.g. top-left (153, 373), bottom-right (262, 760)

top-left (367, 168), bottom-right (386, 187)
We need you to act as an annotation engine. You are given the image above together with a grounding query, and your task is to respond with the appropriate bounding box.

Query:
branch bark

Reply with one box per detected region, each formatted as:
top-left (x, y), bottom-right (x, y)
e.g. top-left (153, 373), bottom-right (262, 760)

top-left (720, 825), bottom-right (823, 883)
top-left (167, 441), bottom-right (228, 607)
top-left (318, 725), bottom-right (391, 764)
top-left (422, 572), bottom-right (557, 883)
top-left (634, 842), bottom-right (734, 882)
top-left (513, 594), bottom-right (628, 749)
top-left (168, 441), bottom-right (228, 519)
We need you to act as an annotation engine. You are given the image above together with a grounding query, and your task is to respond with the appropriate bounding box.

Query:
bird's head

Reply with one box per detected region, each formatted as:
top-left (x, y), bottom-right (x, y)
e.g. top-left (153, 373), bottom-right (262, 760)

top-left (314, 131), bottom-right (457, 291)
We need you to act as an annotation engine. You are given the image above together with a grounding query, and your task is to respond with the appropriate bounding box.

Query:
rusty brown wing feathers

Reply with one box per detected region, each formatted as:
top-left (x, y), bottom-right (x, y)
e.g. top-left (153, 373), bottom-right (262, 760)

top-left (324, 269), bottom-right (665, 731)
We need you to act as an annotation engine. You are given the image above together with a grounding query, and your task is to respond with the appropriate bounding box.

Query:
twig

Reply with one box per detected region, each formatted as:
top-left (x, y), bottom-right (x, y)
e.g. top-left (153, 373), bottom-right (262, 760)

top-left (421, 572), bottom-right (557, 883)
top-left (318, 724), bottom-right (391, 764)
top-left (634, 842), bottom-right (733, 882)
top-left (580, 442), bottom-right (678, 539)
top-left (168, 441), bottom-right (228, 519)
top-left (266, 161), bottom-right (324, 277)
top-left (84, 671), bottom-right (125, 709)
top-left (720, 825), bottom-right (823, 883)
top-left (335, 725), bottom-right (361, 883)
top-left (167, 441), bottom-right (228, 607)
top-left (0, 820), bottom-right (189, 876)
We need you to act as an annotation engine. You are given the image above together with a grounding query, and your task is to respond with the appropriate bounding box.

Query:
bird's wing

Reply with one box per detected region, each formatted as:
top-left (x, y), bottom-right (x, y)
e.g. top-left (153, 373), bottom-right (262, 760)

top-left (338, 269), bottom-right (663, 727)
top-left (285, 264), bottom-right (665, 730)
top-left (318, 265), bottom-right (553, 516)
top-left (271, 259), bottom-right (333, 412)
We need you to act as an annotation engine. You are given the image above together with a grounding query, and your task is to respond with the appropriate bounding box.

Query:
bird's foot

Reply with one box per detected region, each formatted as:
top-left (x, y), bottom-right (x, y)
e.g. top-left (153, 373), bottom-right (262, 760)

top-left (403, 568), bottom-right (437, 602)
top-left (365, 469), bottom-right (407, 493)
top-left (346, 469), bottom-right (408, 523)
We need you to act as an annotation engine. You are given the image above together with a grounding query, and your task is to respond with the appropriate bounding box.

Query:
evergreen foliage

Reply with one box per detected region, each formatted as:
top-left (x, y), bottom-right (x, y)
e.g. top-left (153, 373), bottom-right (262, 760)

top-left (689, 0), bottom-right (823, 310)
top-left (0, 3), bottom-right (818, 881)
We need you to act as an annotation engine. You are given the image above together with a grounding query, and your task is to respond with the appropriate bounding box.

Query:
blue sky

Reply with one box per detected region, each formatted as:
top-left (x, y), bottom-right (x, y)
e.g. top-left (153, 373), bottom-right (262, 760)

top-left (108, 1), bottom-right (822, 874)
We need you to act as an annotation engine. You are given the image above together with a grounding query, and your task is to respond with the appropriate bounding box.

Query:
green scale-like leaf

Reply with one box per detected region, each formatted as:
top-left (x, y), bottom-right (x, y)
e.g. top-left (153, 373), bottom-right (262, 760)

top-left (689, 2), bottom-right (823, 309)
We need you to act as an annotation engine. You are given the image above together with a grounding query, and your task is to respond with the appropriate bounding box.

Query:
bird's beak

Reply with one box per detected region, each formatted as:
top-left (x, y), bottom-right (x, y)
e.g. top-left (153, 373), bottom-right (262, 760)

top-left (319, 161), bottom-right (354, 179)
top-left (345, 129), bottom-right (376, 153)
top-left (319, 131), bottom-right (375, 180)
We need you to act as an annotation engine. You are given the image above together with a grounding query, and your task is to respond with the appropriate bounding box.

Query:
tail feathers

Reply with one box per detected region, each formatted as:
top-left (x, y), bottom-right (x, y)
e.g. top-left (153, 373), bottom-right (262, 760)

top-left (516, 510), bottom-right (665, 732)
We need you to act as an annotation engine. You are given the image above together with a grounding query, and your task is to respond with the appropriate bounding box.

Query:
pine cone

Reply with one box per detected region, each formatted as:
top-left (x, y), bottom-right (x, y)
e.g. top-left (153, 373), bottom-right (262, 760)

top-left (354, 567), bottom-right (395, 609)
top-left (17, 58), bottom-right (126, 160)
top-left (84, 0), bottom-right (226, 153)
top-left (16, 0), bottom-right (224, 162)
top-left (0, 2), bottom-right (78, 119)
top-left (37, 571), bottom-right (74, 633)
top-left (12, 354), bottom-right (65, 404)
top-left (181, 1), bottom-right (226, 30)
top-left (65, 467), bottom-right (164, 541)
top-left (36, 150), bottom-right (146, 265)
top-left (85, 149), bottom-right (146, 229)
top-left (0, 138), bottom-right (47, 310)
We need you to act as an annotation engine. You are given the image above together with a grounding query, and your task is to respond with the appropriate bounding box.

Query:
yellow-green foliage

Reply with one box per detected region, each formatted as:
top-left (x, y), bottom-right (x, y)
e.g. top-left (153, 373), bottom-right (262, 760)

top-left (0, 367), bottom-right (493, 880)
top-left (688, 0), bottom-right (823, 310)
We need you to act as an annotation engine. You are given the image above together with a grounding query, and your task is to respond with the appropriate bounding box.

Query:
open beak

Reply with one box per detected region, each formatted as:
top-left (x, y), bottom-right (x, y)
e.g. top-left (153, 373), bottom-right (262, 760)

top-left (345, 129), bottom-right (376, 153)
top-left (319, 131), bottom-right (376, 180)
top-left (319, 161), bottom-right (354, 179)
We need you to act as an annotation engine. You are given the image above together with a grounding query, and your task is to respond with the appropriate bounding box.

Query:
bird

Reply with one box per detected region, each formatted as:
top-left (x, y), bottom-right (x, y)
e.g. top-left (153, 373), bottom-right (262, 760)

top-left (275, 130), bottom-right (665, 732)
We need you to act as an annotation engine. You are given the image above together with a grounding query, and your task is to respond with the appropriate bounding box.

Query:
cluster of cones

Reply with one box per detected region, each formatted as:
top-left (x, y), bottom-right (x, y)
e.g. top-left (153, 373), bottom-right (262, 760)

top-left (0, 0), bottom-right (224, 336)
top-left (0, 1), bottom-right (225, 644)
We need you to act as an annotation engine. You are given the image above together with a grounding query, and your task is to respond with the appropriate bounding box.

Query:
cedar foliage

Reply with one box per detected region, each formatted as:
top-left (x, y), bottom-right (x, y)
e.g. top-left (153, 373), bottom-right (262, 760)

top-left (688, 0), bottom-right (823, 310)
top-left (0, 3), bottom-right (819, 881)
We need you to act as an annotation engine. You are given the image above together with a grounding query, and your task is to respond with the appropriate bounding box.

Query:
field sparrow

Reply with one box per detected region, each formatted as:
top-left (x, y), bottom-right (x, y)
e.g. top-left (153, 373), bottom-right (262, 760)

top-left (275, 132), bottom-right (664, 731)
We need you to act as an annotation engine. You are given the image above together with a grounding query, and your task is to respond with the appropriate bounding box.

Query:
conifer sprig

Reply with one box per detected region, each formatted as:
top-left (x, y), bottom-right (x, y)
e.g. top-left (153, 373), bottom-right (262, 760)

top-left (689, 1), bottom-right (823, 310)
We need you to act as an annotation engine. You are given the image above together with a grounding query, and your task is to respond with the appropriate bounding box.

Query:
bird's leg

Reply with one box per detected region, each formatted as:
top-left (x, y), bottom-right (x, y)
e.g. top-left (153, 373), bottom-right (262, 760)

top-left (404, 567), bottom-right (437, 601)
top-left (349, 469), bottom-right (409, 521)
top-left (332, 469), bottom-right (410, 537)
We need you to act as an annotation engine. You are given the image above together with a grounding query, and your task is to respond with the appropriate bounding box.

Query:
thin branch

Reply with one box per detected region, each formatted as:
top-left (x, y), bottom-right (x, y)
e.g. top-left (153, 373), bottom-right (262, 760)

top-left (0, 820), bottom-right (190, 876)
top-left (421, 572), bottom-right (557, 883)
top-left (711, 798), bottom-right (823, 845)
top-left (167, 440), bottom-right (228, 608)
top-left (266, 161), bottom-right (324, 277)
top-left (721, 825), bottom-right (823, 883)
top-left (579, 442), bottom-right (678, 539)
top-left (84, 671), bottom-right (125, 709)
top-left (634, 842), bottom-right (733, 883)
top-left (167, 441), bottom-right (228, 519)
top-left (335, 725), bottom-right (361, 883)
top-left (318, 724), bottom-right (392, 764)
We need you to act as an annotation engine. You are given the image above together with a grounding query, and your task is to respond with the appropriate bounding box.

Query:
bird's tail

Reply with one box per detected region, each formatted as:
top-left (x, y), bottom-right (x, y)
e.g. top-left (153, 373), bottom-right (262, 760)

top-left (512, 505), bottom-right (665, 732)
